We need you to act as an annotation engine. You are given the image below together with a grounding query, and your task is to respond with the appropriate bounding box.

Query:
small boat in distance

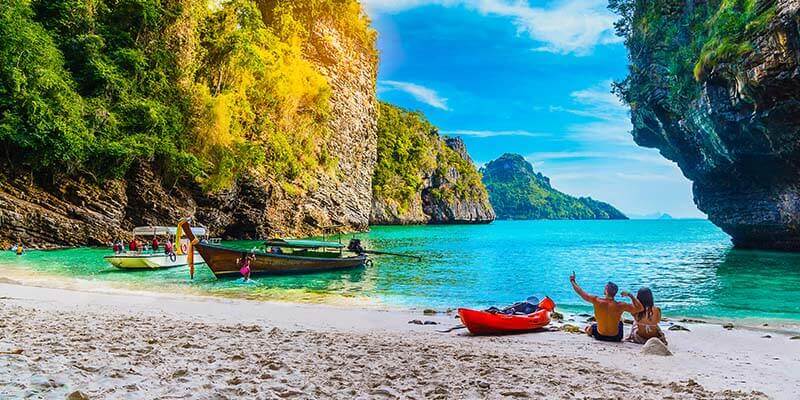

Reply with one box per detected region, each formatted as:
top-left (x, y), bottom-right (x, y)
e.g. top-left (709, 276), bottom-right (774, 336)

top-left (177, 221), bottom-right (368, 278)
top-left (104, 226), bottom-right (207, 270)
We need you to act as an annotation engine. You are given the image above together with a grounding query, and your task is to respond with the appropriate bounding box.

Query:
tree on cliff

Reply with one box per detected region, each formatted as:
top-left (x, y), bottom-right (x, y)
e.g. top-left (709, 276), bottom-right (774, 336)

top-left (0, 0), bottom-right (375, 194)
top-left (371, 102), bottom-right (494, 224)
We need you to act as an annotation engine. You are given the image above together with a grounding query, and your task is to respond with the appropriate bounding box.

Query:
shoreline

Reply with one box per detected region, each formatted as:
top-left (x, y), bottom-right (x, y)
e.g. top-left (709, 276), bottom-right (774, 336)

top-left (1, 281), bottom-right (798, 398)
top-left (2, 264), bottom-right (800, 333)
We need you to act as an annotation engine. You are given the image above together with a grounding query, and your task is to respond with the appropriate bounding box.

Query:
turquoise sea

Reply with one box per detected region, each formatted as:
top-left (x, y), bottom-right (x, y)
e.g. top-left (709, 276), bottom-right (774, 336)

top-left (2, 220), bottom-right (800, 322)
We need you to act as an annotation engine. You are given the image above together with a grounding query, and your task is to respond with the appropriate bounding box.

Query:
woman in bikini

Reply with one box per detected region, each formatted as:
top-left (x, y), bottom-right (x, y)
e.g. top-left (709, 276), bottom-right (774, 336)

top-left (627, 287), bottom-right (667, 345)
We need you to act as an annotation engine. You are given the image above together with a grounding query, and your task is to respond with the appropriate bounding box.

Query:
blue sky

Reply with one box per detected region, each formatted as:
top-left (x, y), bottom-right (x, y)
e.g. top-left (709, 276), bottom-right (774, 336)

top-left (363, 0), bottom-right (704, 218)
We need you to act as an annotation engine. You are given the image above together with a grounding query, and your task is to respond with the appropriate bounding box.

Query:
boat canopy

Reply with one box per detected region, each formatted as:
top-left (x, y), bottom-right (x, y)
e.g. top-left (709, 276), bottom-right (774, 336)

top-left (264, 239), bottom-right (344, 249)
top-left (132, 226), bottom-right (207, 237)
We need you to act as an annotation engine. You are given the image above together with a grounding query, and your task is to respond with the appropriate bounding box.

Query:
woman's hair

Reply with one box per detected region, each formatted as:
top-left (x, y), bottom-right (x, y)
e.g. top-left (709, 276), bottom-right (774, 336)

top-left (636, 287), bottom-right (655, 320)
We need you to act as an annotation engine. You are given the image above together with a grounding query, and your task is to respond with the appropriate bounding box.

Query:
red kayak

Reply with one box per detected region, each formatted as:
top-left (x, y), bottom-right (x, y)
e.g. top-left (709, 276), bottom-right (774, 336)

top-left (458, 297), bottom-right (556, 335)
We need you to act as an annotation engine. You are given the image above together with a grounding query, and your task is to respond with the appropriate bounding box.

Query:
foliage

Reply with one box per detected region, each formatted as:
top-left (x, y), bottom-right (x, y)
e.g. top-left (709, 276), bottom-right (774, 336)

top-left (0, 0), bottom-right (375, 192)
top-left (693, 0), bottom-right (775, 81)
top-left (434, 141), bottom-right (488, 204)
top-left (0, 0), bottom-right (91, 172)
top-left (192, 0), bottom-right (335, 191)
top-left (609, 0), bottom-right (776, 113)
top-left (373, 102), bottom-right (489, 214)
top-left (481, 154), bottom-right (627, 220)
top-left (373, 102), bottom-right (437, 210)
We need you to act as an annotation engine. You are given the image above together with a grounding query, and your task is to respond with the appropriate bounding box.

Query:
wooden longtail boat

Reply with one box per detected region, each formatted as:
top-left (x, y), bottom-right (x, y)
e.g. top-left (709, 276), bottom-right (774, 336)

top-left (177, 220), bottom-right (368, 278)
top-left (104, 226), bottom-right (207, 269)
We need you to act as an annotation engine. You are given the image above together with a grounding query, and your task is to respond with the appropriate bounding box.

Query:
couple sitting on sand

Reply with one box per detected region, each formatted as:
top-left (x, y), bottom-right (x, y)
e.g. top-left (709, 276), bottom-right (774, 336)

top-left (570, 272), bottom-right (666, 345)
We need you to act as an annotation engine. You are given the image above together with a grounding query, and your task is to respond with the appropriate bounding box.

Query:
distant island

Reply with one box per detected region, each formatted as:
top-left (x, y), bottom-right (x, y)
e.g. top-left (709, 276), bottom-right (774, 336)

top-left (481, 154), bottom-right (627, 220)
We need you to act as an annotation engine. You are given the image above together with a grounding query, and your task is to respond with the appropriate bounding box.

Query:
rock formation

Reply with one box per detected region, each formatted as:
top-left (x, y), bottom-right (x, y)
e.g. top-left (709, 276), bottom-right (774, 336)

top-left (0, 0), bottom-right (497, 248)
top-left (481, 154), bottom-right (627, 220)
top-left (641, 338), bottom-right (672, 356)
top-left (370, 136), bottom-right (495, 225)
top-left (613, 0), bottom-right (800, 249)
top-left (369, 103), bottom-right (495, 225)
top-left (0, 0), bottom-right (377, 248)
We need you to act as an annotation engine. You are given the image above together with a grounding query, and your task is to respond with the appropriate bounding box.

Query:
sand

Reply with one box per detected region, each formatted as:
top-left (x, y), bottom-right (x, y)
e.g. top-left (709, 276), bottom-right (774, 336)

top-left (0, 282), bottom-right (798, 399)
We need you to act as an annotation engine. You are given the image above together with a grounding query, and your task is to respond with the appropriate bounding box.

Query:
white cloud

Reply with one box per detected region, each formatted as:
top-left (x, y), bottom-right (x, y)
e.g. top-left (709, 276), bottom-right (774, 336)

top-left (380, 80), bottom-right (451, 110)
top-left (567, 120), bottom-right (634, 146)
top-left (567, 79), bottom-right (628, 121)
top-left (363, 0), bottom-right (455, 14)
top-left (440, 129), bottom-right (548, 138)
top-left (614, 172), bottom-right (684, 182)
top-left (549, 80), bottom-right (635, 145)
top-left (525, 150), bottom-right (674, 166)
top-left (362, 0), bottom-right (621, 55)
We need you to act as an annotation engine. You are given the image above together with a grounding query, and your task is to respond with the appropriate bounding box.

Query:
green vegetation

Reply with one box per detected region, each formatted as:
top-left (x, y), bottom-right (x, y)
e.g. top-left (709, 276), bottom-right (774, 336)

top-left (481, 154), bottom-right (627, 220)
top-left (693, 0), bottom-right (775, 81)
top-left (373, 102), bottom-right (489, 214)
top-left (0, 0), bottom-right (375, 192)
top-left (609, 0), bottom-right (776, 111)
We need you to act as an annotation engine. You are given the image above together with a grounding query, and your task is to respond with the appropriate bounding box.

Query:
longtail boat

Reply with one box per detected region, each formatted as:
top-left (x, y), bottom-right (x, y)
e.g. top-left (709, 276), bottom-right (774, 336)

top-left (177, 220), bottom-right (368, 278)
top-left (104, 226), bottom-right (207, 269)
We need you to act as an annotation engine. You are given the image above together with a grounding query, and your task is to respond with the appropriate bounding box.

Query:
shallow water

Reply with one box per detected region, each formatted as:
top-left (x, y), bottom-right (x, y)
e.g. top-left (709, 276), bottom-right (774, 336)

top-left (2, 220), bottom-right (800, 321)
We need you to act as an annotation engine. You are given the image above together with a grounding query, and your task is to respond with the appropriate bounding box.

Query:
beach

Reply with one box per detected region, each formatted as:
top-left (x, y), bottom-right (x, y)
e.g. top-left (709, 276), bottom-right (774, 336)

top-left (1, 280), bottom-right (797, 399)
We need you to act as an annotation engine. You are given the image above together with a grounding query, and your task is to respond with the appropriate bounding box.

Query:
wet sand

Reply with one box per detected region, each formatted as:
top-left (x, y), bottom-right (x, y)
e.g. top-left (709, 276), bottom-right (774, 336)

top-left (0, 282), bottom-right (797, 399)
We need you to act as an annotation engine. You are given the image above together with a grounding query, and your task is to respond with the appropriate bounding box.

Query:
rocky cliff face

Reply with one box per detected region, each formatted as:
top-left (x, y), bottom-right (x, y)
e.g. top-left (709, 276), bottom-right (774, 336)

top-left (615, 0), bottom-right (800, 250)
top-left (369, 102), bottom-right (494, 225)
top-left (481, 154), bottom-right (627, 220)
top-left (370, 136), bottom-right (495, 225)
top-left (0, 1), bottom-right (377, 248)
top-left (423, 138), bottom-right (496, 224)
top-left (194, 14), bottom-right (378, 240)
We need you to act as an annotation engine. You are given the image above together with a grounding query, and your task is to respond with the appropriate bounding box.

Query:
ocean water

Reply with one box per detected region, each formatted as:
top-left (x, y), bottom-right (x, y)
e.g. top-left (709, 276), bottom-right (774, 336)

top-left (2, 220), bottom-right (800, 322)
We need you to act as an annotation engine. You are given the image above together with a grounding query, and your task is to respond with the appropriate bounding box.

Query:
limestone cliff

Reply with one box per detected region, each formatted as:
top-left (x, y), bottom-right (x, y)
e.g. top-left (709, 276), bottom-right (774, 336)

top-left (612, 0), bottom-right (800, 249)
top-left (481, 154), bottom-right (627, 220)
top-left (370, 103), bottom-right (495, 225)
top-left (0, 0), bottom-right (377, 247)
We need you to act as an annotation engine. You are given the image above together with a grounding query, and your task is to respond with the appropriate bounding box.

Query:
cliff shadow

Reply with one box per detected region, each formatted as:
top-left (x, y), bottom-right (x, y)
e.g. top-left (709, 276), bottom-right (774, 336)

top-left (708, 248), bottom-right (800, 320)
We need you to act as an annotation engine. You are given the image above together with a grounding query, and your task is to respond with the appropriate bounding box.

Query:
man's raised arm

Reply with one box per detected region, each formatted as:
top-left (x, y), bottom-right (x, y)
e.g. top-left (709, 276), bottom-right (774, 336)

top-left (570, 272), bottom-right (597, 304)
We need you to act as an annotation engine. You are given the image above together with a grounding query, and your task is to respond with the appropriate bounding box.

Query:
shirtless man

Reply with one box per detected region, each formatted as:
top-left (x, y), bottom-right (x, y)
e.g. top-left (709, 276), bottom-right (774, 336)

top-left (570, 272), bottom-right (643, 342)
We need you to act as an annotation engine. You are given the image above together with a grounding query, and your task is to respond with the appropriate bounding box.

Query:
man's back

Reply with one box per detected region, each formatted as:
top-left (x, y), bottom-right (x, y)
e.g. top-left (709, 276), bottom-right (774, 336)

top-left (592, 298), bottom-right (626, 336)
top-left (570, 273), bottom-right (643, 341)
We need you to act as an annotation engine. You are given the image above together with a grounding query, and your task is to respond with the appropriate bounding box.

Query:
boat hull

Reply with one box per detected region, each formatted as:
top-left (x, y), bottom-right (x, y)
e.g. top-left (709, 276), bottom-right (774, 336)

top-left (104, 252), bottom-right (205, 269)
top-left (195, 243), bottom-right (367, 277)
top-left (458, 297), bottom-right (555, 335)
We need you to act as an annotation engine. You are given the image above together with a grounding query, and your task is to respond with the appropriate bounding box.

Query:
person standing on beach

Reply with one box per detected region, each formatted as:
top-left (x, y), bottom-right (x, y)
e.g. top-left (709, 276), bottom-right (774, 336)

top-left (237, 253), bottom-right (255, 281)
top-left (569, 272), bottom-right (643, 342)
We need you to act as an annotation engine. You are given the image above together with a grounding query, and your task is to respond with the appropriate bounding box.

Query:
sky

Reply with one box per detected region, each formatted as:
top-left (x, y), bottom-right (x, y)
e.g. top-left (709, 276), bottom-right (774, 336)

top-left (362, 0), bottom-right (704, 218)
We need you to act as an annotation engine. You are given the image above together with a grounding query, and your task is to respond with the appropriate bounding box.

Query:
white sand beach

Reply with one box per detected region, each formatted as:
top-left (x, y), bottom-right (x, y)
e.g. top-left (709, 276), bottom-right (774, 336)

top-left (1, 280), bottom-right (798, 399)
